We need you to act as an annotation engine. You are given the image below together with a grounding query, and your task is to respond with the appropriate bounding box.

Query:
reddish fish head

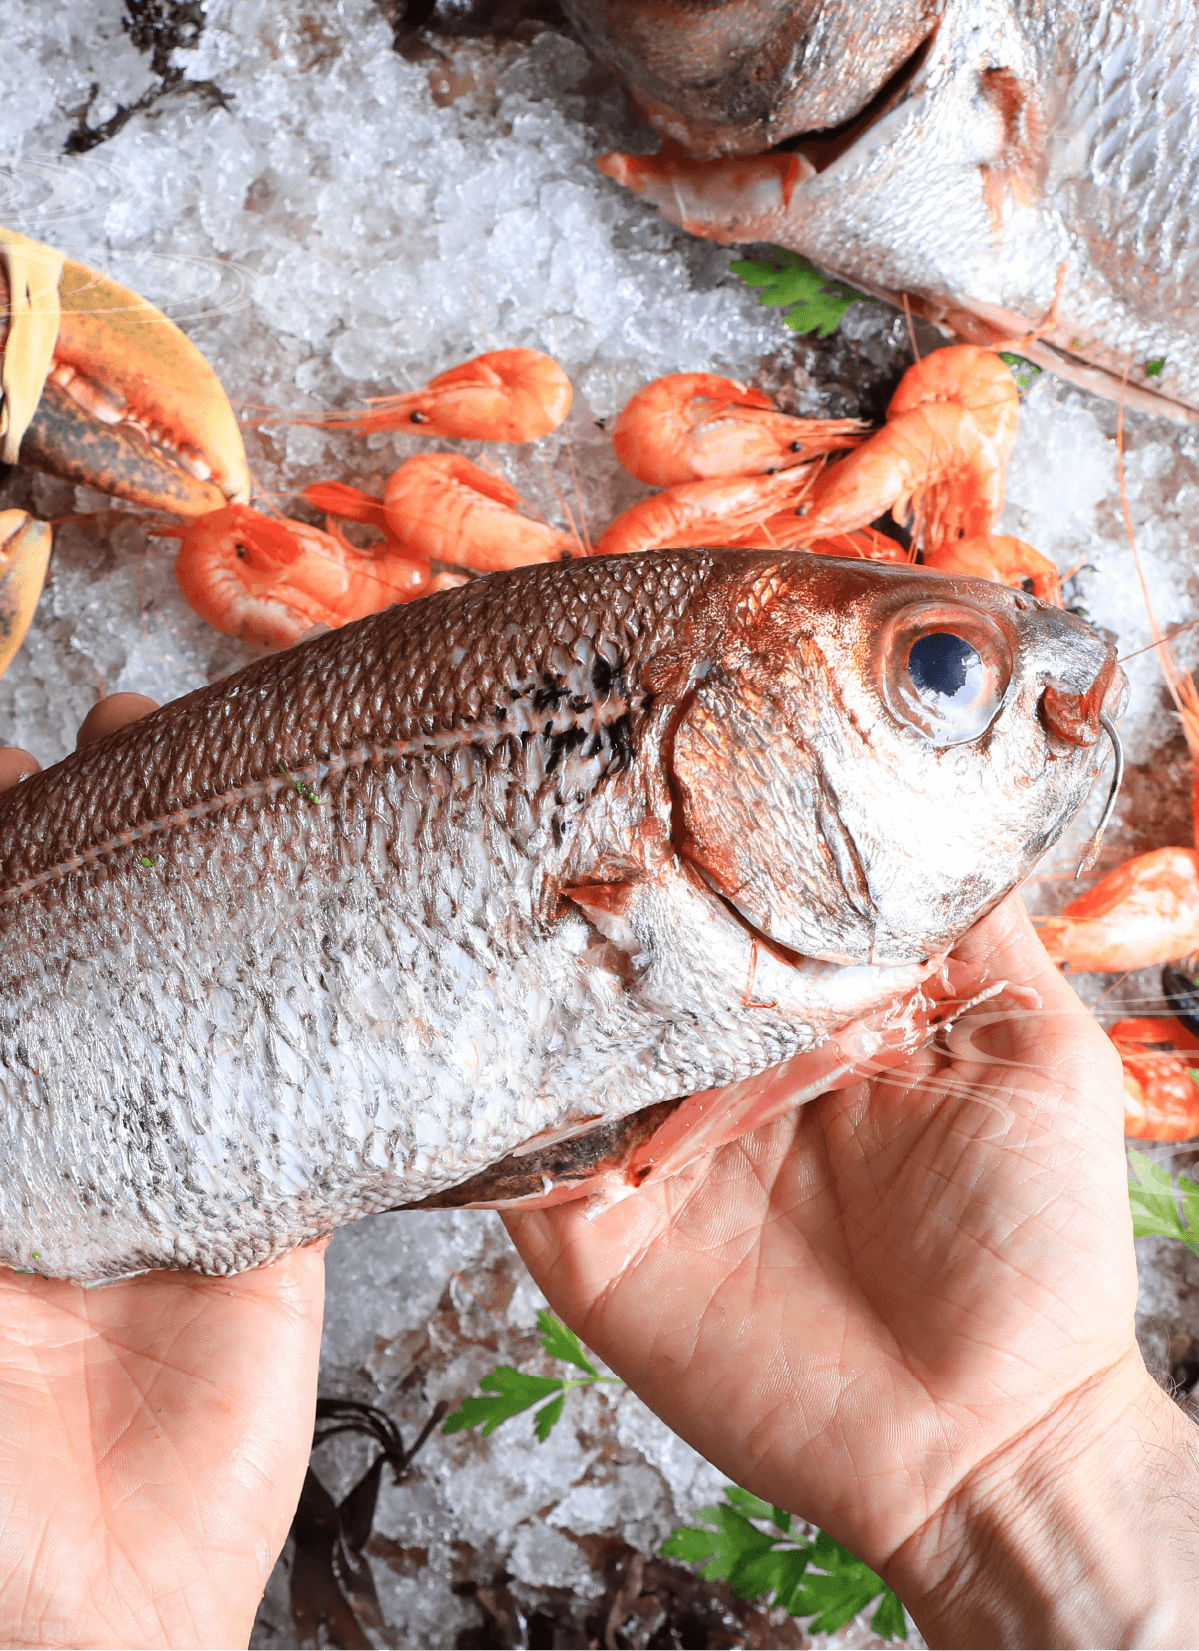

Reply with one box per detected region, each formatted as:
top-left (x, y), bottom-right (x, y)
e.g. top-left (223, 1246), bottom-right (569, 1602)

top-left (672, 554), bottom-right (1126, 966)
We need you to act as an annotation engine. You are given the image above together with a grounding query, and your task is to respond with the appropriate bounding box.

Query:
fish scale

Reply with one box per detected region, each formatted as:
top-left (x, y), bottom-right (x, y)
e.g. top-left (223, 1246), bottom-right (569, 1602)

top-left (0, 550), bottom-right (1120, 1280)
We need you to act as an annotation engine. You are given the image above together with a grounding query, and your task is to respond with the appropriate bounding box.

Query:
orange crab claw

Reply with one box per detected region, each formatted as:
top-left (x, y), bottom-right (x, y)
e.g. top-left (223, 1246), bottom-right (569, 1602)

top-left (0, 509), bottom-right (52, 679)
top-left (1, 228), bottom-right (250, 516)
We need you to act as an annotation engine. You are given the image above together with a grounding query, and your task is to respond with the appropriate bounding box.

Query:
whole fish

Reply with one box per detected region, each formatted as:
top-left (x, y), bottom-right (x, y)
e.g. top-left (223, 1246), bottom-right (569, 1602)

top-left (0, 551), bottom-right (1121, 1281)
top-left (581, 0), bottom-right (1199, 422)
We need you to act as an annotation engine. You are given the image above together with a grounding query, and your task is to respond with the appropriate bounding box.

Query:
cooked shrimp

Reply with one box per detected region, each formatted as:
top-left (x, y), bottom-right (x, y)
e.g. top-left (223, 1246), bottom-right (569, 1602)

top-left (887, 345), bottom-right (1020, 457)
top-left (1038, 847), bottom-right (1199, 973)
top-left (611, 372), bottom-right (865, 487)
top-left (1108, 1017), bottom-right (1199, 1140)
top-left (312, 454), bottom-right (578, 572)
top-left (296, 348), bottom-right (572, 442)
top-left (923, 534), bottom-right (1063, 605)
top-left (795, 400), bottom-right (1005, 549)
top-left (162, 505), bottom-right (431, 650)
top-left (594, 466), bottom-right (819, 557)
top-left (791, 525), bottom-right (912, 564)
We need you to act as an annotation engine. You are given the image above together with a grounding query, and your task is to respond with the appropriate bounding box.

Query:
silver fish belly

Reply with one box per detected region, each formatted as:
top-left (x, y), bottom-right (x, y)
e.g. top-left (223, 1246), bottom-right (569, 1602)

top-left (0, 550), bottom-right (1121, 1281)
top-left (587, 0), bottom-right (1199, 421)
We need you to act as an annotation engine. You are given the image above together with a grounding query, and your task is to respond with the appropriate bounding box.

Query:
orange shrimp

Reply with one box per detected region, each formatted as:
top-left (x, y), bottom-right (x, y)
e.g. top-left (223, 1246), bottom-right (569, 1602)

top-left (296, 349), bottom-right (572, 442)
top-left (887, 345), bottom-right (1020, 456)
top-left (162, 505), bottom-right (432, 650)
top-left (794, 345), bottom-right (1022, 552)
top-left (310, 454), bottom-right (578, 572)
top-left (1108, 1018), bottom-right (1199, 1141)
top-left (1039, 847), bottom-right (1199, 972)
top-left (796, 400), bottom-right (1005, 548)
top-left (778, 525), bottom-right (912, 564)
top-left (923, 534), bottom-right (1063, 605)
top-left (593, 466), bottom-right (819, 557)
top-left (611, 372), bottom-right (865, 486)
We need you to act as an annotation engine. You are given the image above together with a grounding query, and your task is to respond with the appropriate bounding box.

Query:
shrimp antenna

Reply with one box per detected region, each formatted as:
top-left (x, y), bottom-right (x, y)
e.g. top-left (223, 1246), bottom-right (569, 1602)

top-left (1075, 713), bottom-right (1125, 878)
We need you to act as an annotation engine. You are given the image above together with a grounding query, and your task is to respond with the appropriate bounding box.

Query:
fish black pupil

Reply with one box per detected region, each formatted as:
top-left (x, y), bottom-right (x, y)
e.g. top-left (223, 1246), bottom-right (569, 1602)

top-left (908, 632), bottom-right (980, 700)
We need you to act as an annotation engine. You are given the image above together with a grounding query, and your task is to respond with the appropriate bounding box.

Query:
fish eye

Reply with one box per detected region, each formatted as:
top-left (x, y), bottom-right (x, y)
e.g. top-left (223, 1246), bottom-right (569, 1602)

top-left (877, 603), bottom-right (1013, 746)
top-left (907, 632), bottom-right (982, 702)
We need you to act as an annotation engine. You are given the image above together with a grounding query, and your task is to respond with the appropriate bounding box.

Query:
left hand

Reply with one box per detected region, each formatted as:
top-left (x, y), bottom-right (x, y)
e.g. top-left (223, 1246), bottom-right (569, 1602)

top-left (0, 696), bottom-right (327, 1650)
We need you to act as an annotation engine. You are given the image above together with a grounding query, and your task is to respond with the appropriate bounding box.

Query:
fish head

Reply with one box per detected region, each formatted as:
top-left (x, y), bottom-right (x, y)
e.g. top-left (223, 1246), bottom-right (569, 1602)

top-left (672, 553), bottom-right (1126, 966)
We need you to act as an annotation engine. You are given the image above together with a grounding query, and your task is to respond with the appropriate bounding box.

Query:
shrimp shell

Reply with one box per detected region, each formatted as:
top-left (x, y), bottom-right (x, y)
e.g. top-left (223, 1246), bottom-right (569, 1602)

top-left (310, 349), bottom-right (572, 442)
top-left (612, 371), bottom-right (864, 486)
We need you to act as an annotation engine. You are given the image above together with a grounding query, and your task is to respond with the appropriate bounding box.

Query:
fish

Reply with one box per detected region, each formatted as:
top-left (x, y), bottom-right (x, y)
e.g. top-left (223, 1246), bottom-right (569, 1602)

top-left (578, 0), bottom-right (1199, 423)
top-left (0, 549), bottom-right (1122, 1281)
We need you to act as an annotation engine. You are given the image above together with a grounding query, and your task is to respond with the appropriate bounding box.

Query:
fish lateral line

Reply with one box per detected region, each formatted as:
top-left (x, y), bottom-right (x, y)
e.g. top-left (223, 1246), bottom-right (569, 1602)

top-left (0, 693), bottom-right (652, 908)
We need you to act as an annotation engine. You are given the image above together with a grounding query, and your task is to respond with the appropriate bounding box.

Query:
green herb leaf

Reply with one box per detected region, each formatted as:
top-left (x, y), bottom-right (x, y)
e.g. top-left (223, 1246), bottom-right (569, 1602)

top-left (537, 1309), bottom-right (597, 1377)
top-left (998, 351), bottom-right (1042, 394)
top-left (724, 1486), bottom-right (780, 1525)
top-left (663, 1491), bottom-right (906, 1639)
top-left (661, 1503), bottom-right (777, 1583)
top-left (729, 249), bottom-right (868, 338)
top-left (871, 1587), bottom-right (909, 1640)
top-left (790, 1530), bottom-right (896, 1635)
top-left (1127, 1149), bottom-right (1199, 1258)
top-left (533, 1393), bottom-right (565, 1441)
top-left (1145, 357), bottom-right (1166, 377)
top-left (441, 1367), bottom-right (563, 1436)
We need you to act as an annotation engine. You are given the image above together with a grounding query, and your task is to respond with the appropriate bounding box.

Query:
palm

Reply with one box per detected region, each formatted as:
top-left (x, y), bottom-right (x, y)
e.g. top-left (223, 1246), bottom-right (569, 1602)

top-left (0, 1249), bottom-right (325, 1649)
top-left (505, 896), bottom-right (1139, 1568)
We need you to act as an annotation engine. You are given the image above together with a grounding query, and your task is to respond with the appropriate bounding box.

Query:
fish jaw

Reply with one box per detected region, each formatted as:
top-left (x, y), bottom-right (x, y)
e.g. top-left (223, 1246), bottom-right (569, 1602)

top-left (596, 0), bottom-right (1199, 419)
top-left (0, 510), bottom-right (52, 679)
top-left (2, 235), bottom-right (251, 513)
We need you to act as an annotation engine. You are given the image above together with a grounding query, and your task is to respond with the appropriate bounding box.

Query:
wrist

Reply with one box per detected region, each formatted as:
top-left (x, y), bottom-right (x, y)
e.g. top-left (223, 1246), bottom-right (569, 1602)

top-left (890, 1354), bottom-right (1199, 1649)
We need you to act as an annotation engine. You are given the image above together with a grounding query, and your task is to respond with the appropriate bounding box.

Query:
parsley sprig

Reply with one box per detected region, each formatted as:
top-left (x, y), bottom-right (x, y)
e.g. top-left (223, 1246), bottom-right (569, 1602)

top-left (729, 249), bottom-right (869, 338)
top-left (1128, 1149), bottom-right (1199, 1256)
top-left (663, 1488), bottom-right (907, 1640)
top-left (441, 1310), bottom-right (622, 1442)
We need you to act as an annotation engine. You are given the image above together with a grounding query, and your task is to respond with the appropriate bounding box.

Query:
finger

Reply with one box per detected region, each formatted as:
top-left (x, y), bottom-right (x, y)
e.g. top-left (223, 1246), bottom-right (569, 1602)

top-left (76, 692), bottom-right (158, 749)
top-left (0, 748), bottom-right (40, 791)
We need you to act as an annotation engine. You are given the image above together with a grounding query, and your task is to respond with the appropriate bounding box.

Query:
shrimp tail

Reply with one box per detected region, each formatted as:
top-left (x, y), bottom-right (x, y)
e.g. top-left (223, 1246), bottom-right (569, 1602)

top-left (303, 481), bottom-right (389, 530)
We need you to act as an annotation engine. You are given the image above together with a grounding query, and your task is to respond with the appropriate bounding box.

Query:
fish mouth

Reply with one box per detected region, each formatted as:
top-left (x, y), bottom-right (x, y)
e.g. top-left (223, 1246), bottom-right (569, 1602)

top-left (778, 26), bottom-right (938, 173)
top-left (1, 233), bottom-right (250, 515)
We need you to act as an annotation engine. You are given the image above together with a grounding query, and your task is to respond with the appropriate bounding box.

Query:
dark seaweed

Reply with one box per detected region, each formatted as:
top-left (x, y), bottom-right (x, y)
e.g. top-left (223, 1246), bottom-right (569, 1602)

top-left (64, 0), bottom-right (231, 154)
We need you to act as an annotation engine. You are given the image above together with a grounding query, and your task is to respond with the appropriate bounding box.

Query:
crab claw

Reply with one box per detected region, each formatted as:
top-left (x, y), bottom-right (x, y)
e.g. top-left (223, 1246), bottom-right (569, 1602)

top-left (1, 228), bottom-right (250, 516)
top-left (0, 509), bottom-right (52, 678)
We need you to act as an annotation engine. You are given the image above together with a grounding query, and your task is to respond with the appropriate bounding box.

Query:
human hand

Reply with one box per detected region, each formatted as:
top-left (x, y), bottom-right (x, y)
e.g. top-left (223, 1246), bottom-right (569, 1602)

top-left (505, 895), bottom-right (1193, 1646)
top-left (0, 698), bottom-right (326, 1651)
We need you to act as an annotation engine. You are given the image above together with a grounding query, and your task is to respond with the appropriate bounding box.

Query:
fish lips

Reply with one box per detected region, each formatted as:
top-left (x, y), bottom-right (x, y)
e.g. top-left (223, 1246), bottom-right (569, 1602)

top-left (675, 558), bottom-right (1125, 968)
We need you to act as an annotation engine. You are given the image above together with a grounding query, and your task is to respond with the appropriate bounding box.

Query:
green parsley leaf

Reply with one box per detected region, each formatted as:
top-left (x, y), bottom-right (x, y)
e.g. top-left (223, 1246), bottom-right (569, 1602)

top-left (1145, 357), bottom-right (1166, 377)
top-left (724, 1486), bottom-right (781, 1525)
top-left (729, 249), bottom-right (868, 338)
top-left (661, 1502), bottom-right (777, 1583)
top-left (790, 1529), bottom-right (895, 1635)
top-left (998, 351), bottom-right (1042, 394)
top-left (441, 1366), bottom-right (563, 1436)
top-left (533, 1392), bottom-right (565, 1441)
top-left (537, 1309), bottom-right (597, 1377)
top-left (871, 1587), bottom-right (909, 1640)
top-left (663, 1491), bottom-right (906, 1640)
top-left (1128, 1149), bottom-right (1199, 1257)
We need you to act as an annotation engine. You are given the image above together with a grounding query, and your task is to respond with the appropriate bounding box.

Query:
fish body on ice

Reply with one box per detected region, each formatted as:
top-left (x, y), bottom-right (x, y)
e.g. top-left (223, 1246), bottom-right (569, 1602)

top-left (585, 0), bottom-right (1199, 420)
top-left (0, 550), bottom-right (1121, 1281)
